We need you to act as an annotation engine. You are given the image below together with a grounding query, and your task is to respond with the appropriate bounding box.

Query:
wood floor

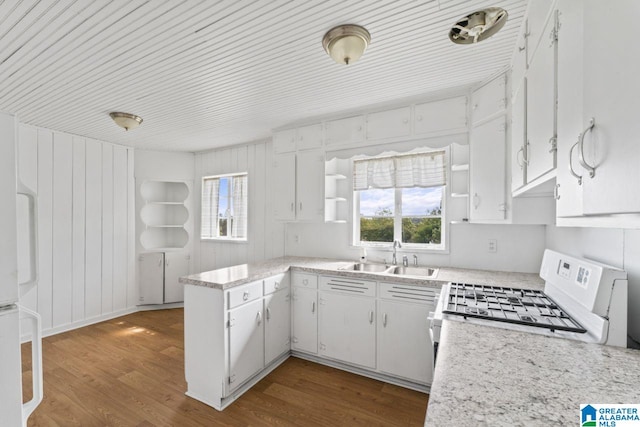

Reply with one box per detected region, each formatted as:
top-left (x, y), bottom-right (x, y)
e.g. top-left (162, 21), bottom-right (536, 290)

top-left (22, 308), bottom-right (428, 426)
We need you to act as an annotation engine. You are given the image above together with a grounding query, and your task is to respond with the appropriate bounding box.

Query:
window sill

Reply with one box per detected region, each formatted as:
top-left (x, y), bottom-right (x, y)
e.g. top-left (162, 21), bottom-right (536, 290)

top-left (200, 238), bottom-right (248, 244)
top-left (352, 243), bottom-right (449, 255)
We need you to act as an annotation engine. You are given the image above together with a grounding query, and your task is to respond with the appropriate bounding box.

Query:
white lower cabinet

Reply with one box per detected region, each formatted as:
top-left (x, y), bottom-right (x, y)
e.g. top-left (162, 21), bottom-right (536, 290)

top-left (264, 288), bottom-right (291, 365)
top-left (377, 300), bottom-right (434, 384)
top-left (228, 298), bottom-right (264, 391)
top-left (318, 291), bottom-right (376, 369)
top-left (291, 272), bottom-right (318, 354)
top-left (139, 251), bottom-right (190, 304)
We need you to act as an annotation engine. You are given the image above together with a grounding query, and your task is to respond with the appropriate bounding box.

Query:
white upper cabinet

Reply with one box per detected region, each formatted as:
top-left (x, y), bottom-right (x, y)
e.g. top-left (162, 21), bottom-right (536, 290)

top-left (273, 129), bottom-right (297, 154)
top-left (525, 9), bottom-right (557, 183)
top-left (471, 74), bottom-right (506, 125)
top-left (325, 116), bottom-right (365, 146)
top-left (414, 96), bottom-right (467, 135)
top-left (272, 153), bottom-right (296, 221)
top-left (555, 0), bottom-right (583, 217)
top-left (470, 115), bottom-right (507, 222)
top-left (295, 150), bottom-right (325, 222)
top-left (297, 124), bottom-right (323, 151)
top-left (366, 107), bottom-right (411, 140)
top-left (511, 24), bottom-right (528, 95)
top-left (511, 80), bottom-right (527, 192)
top-left (526, 0), bottom-right (557, 64)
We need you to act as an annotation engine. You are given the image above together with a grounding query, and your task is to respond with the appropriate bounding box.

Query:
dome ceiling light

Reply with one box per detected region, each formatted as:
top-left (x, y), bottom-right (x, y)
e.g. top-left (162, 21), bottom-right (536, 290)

top-left (109, 112), bottom-right (143, 131)
top-left (449, 7), bottom-right (508, 44)
top-left (322, 24), bottom-right (371, 65)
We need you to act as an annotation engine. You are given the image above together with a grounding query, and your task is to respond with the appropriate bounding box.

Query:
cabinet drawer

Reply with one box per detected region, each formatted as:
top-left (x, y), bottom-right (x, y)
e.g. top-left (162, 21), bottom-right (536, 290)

top-left (379, 282), bottom-right (439, 304)
top-left (291, 272), bottom-right (318, 289)
top-left (319, 276), bottom-right (376, 297)
top-left (227, 280), bottom-right (263, 309)
top-left (264, 273), bottom-right (290, 295)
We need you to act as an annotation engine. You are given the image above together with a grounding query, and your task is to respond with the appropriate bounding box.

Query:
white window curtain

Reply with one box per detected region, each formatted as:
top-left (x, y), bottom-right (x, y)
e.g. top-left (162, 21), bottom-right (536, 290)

top-left (353, 151), bottom-right (446, 190)
top-left (231, 175), bottom-right (248, 238)
top-left (201, 178), bottom-right (220, 238)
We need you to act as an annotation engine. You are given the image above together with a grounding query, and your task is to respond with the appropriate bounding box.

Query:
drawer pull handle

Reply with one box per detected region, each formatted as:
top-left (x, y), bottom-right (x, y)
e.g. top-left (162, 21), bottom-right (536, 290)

top-left (312, 301), bottom-right (316, 313)
top-left (243, 291), bottom-right (249, 301)
top-left (257, 311), bottom-right (262, 324)
top-left (383, 313), bottom-right (387, 327)
top-left (369, 310), bottom-right (374, 324)
top-left (266, 308), bottom-right (271, 321)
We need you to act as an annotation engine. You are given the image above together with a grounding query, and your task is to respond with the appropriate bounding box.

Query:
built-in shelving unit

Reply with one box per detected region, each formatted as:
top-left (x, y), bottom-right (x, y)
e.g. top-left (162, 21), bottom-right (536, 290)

top-left (139, 181), bottom-right (190, 250)
top-left (324, 158), bottom-right (350, 223)
top-left (449, 143), bottom-right (470, 223)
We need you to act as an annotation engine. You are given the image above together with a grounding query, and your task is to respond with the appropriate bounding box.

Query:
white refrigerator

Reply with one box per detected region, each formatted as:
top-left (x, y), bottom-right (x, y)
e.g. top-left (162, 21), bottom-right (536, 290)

top-left (0, 111), bottom-right (43, 426)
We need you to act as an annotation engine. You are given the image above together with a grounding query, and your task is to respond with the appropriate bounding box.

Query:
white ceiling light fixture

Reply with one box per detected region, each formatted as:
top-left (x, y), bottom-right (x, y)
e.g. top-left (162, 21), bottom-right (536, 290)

top-left (449, 7), bottom-right (508, 44)
top-left (322, 24), bottom-right (371, 65)
top-left (109, 112), bottom-right (143, 131)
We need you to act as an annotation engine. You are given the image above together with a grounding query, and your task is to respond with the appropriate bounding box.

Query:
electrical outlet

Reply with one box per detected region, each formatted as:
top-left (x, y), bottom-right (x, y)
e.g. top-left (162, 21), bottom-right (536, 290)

top-left (488, 239), bottom-right (497, 253)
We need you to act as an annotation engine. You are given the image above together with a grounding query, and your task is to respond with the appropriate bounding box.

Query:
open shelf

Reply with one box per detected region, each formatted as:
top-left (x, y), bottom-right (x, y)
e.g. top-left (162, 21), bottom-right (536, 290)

top-left (451, 163), bottom-right (469, 172)
top-left (139, 180), bottom-right (190, 250)
top-left (451, 193), bottom-right (469, 198)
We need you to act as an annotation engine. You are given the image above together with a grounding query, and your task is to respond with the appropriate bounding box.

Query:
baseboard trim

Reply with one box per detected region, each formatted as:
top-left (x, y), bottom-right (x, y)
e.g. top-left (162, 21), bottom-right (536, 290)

top-left (137, 302), bottom-right (184, 311)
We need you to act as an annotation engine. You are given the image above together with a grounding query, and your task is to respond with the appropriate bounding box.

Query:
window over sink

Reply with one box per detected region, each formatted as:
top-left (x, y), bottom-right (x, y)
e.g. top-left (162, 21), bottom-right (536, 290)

top-left (353, 150), bottom-right (446, 250)
top-left (201, 173), bottom-right (248, 240)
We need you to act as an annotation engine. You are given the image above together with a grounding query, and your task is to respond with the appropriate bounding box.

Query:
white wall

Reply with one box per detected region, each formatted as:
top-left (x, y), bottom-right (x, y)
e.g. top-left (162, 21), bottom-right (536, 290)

top-left (193, 141), bottom-right (284, 272)
top-left (17, 124), bottom-right (136, 337)
top-left (284, 222), bottom-right (546, 273)
top-left (545, 226), bottom-right (640, 344)
top-left (135, 149), bottom-right (195, 181)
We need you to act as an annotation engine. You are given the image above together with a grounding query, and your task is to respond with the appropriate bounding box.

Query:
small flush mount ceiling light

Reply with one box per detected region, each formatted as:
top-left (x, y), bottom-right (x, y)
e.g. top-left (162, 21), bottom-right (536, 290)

top-left (322, 24), bottom-right (371, 65)
top-left (449, 7), bottom-right (508, 44)
top-left (109, 112), bottom-right (143, 131)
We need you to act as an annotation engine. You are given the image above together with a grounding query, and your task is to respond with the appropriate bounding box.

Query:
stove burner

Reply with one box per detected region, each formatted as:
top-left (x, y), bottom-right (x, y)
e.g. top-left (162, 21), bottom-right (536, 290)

top-left (465, 307), bottom-right (489, 316)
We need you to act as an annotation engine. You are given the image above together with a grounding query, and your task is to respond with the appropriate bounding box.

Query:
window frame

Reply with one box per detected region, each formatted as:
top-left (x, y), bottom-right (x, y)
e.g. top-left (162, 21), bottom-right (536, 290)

top-left (200, 172), bottom-right (248, 242)
top-left (351, 149), bottom-right (449, 253)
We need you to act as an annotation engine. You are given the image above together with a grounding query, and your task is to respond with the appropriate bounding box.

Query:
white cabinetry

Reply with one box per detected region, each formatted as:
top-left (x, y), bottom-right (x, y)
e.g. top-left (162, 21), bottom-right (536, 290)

top-left (291, 272), bottom-right (318, 354)
top-left (414, 97), bottom-right (467, 135)
top-left (272, 129), bottom-right (297, 154)
top-left (377, 283), bottom-right (437, 385)
top-left (228, 298), bottom-right (264, 390)
top-left (555, 0), bottom-right (640, 223)
top-left (184, 272), bottom-right (291, 410)
top-left (138, 251), bottom-right (189, 304)
top-left (325, 116), bottom-right (365, 146)
top-left (318, 276), bottom-right (376, 369)
top-left (274, 125), bottom-right (323, 154)
top-left (471, 75), bottom-right (506, 125)
top-left (139, 180), bottom-right (190, 250)
top-left (511, 81), bottom-right (527, 192)
top-left (470, 116), bottom-right (507, 222)
top-left (272, 150), bottom-right (324, 222)
top-left (366, 107), bottom-right (411, 140)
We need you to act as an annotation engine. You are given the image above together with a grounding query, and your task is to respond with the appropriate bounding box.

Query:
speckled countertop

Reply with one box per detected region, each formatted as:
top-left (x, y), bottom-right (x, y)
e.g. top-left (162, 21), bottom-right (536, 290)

top-left (425, 321), bottom-right (640, 426)
top-left (178, 256), bottom-right (544, 290)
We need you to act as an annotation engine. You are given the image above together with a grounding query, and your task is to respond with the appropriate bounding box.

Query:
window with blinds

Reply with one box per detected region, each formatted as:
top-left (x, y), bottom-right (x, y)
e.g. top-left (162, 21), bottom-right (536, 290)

top-left (201, 173), bottom-right (248, 240)
top-left (353, 150), bottom-right (446, 249)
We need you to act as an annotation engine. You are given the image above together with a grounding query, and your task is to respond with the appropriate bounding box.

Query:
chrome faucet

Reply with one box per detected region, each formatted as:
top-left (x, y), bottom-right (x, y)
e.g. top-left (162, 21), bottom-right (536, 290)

top-left (402, 255), bottom-right (409, 267)
top-left (392, 240), bottom-right (402, 265)
top-left (413, 254), bottom-right (418, 266)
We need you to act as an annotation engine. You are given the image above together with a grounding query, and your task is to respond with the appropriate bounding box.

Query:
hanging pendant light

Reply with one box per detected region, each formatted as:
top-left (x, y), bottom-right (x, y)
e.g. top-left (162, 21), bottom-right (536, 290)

top-left (322, 24), bottom-right (371, 65)
top-left (109, 112), bottom-right (143, 131)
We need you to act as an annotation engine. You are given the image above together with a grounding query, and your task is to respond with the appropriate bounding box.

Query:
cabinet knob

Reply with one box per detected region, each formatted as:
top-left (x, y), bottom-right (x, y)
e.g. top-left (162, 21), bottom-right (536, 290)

top-left (357, 126), bottom-right (362, 131)
top-left (416, 115), bottom-right (423, 122)
top-left (243, 291), bottom-right (249, 301)
top-left (302, 279), bottom-right (308, 285)
top-left (402, 118), bottom-right (408, 124)
top-left (274, 281), bottom-right (279, 289)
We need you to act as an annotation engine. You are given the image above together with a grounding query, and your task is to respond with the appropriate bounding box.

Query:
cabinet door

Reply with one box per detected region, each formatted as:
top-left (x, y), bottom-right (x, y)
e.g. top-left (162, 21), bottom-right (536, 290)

top-left (264, 289), bottom-right (291, 365)
top-left (325, 116), bottom-right (365, 146)
top-left (511, 80), bottom-right (527, 192)
top-left (526, 0), bottom-right (556, 65)
top-left (318, 292), bottom-right (376, 369)
top-left (0, 113), bottom-right (17, 304)
top-left (470, 116), bottom-right (507, 221)
top-left (228, 298), bottom-right (264, 390)
top-left (414, 97), bottom-right (467, 135)
top-left (366, 107), bottom-right (411, 140)
top-left (164, 252), bottom-right (189, 303)
top-left (526, 10), bottom-right (557, 183)
top-left (272, 153), bottom-right (296, 221)
top-left (291, 287), bottom-right (317, 354)
top-left (378, 300), bottom-right (433, 384)
top-left (472, 75), bottom-right (506, 125)
top-left (296, 150), bottom-right (324, 222)
top-left (273, 129), bottom-right (297, 154)
top-left (138, 252), bottom-right (164, 305)
top-left (581, 0), bottom-right (640, 214)
top-left (511, 25), bottom-right (528, 95)
top-left (297, 124), bottom-right (323, 151)
top-left (555, 0), bottom-right (583, 216)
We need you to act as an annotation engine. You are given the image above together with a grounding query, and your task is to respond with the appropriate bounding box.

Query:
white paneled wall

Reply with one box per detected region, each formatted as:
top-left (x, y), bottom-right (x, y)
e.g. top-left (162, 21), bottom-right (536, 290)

top-left (194, 141), bottom-right (284, 272)
top-left (17, 124), bottom-right (136, 337)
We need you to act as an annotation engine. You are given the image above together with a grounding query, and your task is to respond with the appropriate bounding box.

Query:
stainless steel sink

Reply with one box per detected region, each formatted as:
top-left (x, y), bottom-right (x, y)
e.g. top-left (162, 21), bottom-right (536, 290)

top-left (390, 266), bottom-right (438, 278)
top-left (339, 263), bottom-right (394, 273)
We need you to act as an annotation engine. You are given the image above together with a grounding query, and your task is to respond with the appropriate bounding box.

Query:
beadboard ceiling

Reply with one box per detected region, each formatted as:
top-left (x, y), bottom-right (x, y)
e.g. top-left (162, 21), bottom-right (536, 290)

top-left (0, 0), bottom-right (527, 152)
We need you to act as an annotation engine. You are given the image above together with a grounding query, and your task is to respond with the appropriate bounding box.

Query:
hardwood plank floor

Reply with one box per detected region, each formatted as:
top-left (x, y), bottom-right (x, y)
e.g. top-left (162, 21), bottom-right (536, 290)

top-left (22, 308), bottom-right (428, 426)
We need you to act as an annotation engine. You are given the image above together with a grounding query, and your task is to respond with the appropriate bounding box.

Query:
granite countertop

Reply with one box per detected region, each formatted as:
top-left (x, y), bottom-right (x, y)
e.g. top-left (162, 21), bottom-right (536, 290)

top-left (178, 256), bottom-right (544, 290)
top-left (425, 321), bottom-right (640, 426)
